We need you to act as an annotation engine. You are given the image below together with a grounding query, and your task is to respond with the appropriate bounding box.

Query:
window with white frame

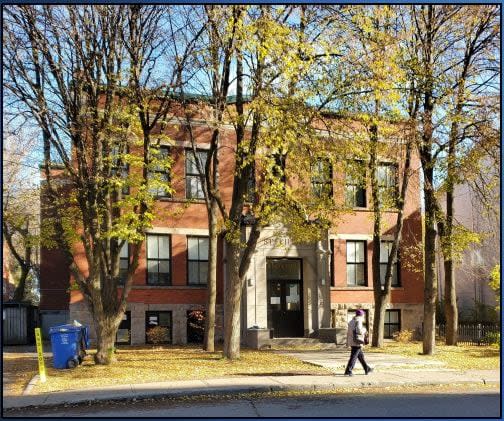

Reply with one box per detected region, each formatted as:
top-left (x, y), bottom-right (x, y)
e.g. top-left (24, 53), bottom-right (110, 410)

top-left (346, 240), bottom-right (367, 286)
top-left (311, 158), bottom-right (333, 199)
top-left (345, 160), bottom-right (366, 208)
top-left (148, 146), bottom-right (171, 198)
top-left (384, 310), bottom-right (401, 338)
top-left (380, 241), bottom-right (400, 287)
top-left (146, 234), bottom-right (171, 285)
top-left (186, 149), bottom-right (209, 199)
top-left (119, 242), bottom-right (129, 285)
top-left (187, 236), bottom-right (209, 285)
top-left (377, 163), bottom-right (398, 206)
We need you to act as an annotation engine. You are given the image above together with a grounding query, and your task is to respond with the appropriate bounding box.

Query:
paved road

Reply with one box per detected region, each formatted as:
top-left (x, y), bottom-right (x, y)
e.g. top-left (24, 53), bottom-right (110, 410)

top-left (6, 389), bottom-right (500, 418)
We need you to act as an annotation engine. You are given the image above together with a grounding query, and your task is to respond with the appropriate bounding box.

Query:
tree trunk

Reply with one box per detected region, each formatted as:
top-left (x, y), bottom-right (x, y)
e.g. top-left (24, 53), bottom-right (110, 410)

top-left (372, 295), bottom-right (387, 347)
top-left (13, 265), bottom-right (30, 302)
top-left (94, 315), bottom-right (121, 365)
top-left (422, 171), bottom-right (438, 355)
top-left (442, 60), bottom-right (467, 346)
top-left (443, 131), bottom-right (458, 345)
top-left (369, 117), bottom-right (389, 349)
top-left (223, 242), bottom-right (243, 359)
top-left (420, 6), bottom-right (437, 355)
top-left (204, 200), bottom-right (218, 352)
top-left (444, 257), bottom-right (457, 344)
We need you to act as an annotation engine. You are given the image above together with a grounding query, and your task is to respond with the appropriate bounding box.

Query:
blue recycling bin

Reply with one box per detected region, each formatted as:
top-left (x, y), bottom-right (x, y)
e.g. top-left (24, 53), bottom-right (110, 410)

top-left (49, 324), bottom-right (84, 369)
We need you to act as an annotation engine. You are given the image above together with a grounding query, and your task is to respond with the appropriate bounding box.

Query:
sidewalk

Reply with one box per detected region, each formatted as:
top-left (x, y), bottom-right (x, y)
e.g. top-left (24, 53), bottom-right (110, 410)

top-left (3, 368), bottom-right (499, 410)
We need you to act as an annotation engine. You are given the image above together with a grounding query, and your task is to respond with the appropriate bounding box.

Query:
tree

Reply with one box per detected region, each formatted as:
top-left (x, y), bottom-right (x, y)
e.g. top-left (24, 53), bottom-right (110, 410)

top-left (175, 5), bottom-right (242, 352)
top-left (2, 5), bottom-right (195, 364)
top-left (324, 6), bottom-right (417, 347)
top-left (405, 5), bottom-right (499, 351)
top-left (436, 6), bottom-right (499, 345)
top-left (2, 124), bottom-right (41, 302)
top-left (488, 264), bottom-right (500, 311)
top-left (221, 5), bottom-right (343, 359)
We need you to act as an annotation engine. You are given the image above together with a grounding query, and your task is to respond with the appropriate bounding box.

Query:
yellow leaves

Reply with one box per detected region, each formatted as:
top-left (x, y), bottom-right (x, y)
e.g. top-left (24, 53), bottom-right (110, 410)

top-left (366, 341), bottom-right (499, 370)
top-left (440, 225), bottom-right (480, 263)
top-left (488, 265), bottom-right (500, 310)
top-left (27, 346), bottom-right (329, 395)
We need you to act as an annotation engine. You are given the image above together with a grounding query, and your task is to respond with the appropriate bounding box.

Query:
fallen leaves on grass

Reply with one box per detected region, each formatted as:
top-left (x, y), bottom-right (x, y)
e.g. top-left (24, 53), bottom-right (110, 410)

top-left (2, 353), bottom-right (41, 396)
top-left (366, 342), bottom-right (500, 370)
top-left (32, 346), bottom-right (330, 394)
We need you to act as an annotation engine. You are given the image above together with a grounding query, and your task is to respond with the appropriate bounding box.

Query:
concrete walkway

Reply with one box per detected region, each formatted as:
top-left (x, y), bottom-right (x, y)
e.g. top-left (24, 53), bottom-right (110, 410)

top-left (276, 348), bottom-right (447, 372)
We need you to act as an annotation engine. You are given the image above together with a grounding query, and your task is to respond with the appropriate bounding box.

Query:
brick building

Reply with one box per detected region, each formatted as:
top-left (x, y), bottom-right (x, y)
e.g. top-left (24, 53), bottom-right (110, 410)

top-left (39, 104), bottom-right (424, 346)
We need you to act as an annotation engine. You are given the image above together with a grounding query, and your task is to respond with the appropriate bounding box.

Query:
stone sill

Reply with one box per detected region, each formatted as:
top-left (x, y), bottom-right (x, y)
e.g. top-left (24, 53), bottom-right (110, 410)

top-left (131, 285), bottom-right (207, 290)
top-left (331, 287), bottom-right (404, 291)
top-left (158, 197), bottom-right (206, 204)
top-left (349, 207), bottom-right (399, 213)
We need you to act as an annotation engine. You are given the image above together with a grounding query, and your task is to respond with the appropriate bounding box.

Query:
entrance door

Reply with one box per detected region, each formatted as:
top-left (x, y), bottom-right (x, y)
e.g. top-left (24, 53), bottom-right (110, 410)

top-left (267, 258), bottom-right (303, 337)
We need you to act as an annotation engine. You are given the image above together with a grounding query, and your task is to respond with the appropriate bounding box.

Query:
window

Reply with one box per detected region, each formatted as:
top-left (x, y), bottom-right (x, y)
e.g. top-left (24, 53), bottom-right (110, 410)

top-left (111, 144), bottom-right (130, 195)
top-left (273, 153), bottom-right (287, 185)
top-left (186, 149), bottom-right (209, 199)
top-left (145, 311), bottom-right (172, 344)
top-left (380, 241), bottom-right (400, 287)
top-left (187, 310), bottom-right (206, 343)
top-left (377, 163), bottom-right (398, 206)
top-left (187, 236), bottom-right (209, 285)
top-left (245, 165), bottom-right (256, 203)
top-left (148, 146), bottom-right (171, 198)
top-left (311, 158), bottom-right (333, 199)
top-left (346, 241), bottom-right (366, 286)
top-left (345, 161), bottom-right (366, 207)
top-left (347, 309), bottom-right (369, 329)
top-left (146, 234), bottom-right (171, 285)
top-left (115, 311), bottom-right (131, 345)
top-left (119, 242), bottom-right (129, 285)
top-left (384, 310), bottom-right (401, 338)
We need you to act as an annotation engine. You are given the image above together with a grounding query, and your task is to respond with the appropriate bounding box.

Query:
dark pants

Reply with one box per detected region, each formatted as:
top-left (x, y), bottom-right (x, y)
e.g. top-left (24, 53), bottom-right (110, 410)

top-left (345, 346), bottom-right (370, 374)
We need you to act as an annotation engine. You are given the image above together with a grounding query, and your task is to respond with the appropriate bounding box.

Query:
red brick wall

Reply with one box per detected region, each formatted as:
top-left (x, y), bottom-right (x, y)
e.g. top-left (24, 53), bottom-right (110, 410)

top-left (40, 248), bottom-right (70, 310)
top-left (329, 147), bottom-right (424, 305)
top-left (44, 115), bottom-right (424, 311)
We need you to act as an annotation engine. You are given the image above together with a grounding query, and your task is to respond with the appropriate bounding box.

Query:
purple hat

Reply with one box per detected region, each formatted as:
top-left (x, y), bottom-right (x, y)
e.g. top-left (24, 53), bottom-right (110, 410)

top-left (355, 309), bottom-right (365, 316)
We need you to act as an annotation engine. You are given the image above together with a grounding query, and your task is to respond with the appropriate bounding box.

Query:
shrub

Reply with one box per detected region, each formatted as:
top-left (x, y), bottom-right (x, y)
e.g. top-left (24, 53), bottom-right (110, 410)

top-left (484, 332), bottom-right (500, 347)
top-left (146, 326), bottom-right (170, 345)
top-left (393, 329), bottom-right (414, 343)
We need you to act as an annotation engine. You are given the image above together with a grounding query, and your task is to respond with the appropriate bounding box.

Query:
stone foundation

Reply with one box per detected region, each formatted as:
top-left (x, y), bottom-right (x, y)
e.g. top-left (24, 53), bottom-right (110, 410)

top-left (70, 299), bottom-right (423, 346)
top-left (70, 302), bottom-right (224, 346)
top-left (330, 302), bottom-right (423, 344)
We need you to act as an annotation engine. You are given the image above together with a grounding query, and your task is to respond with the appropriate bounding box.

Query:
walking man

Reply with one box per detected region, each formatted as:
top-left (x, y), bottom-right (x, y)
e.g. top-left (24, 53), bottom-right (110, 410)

top-left (344, 309), bottom-right (373, 376)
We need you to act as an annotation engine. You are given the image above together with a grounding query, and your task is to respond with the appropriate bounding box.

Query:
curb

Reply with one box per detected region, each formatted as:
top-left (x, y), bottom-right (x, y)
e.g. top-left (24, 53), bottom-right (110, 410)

top-left (4, 376), bottom-right (499, 411)
top-left (22, 375), bottom-right (39, 396)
